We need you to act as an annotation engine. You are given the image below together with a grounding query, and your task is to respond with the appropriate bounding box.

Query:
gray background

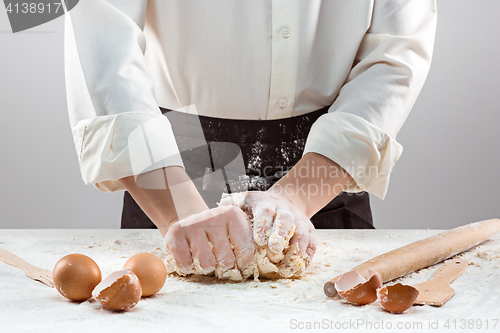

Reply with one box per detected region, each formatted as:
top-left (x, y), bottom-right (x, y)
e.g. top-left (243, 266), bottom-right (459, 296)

top-left (1, 0), bottom-right (499, 230)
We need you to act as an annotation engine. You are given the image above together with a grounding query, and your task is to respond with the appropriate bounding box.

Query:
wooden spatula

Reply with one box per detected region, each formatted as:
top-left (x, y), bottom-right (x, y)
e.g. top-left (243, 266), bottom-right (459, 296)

top-left (412, 258), bottom-right (468, 306)
top-left (0, 248), bottom-right (54, 288)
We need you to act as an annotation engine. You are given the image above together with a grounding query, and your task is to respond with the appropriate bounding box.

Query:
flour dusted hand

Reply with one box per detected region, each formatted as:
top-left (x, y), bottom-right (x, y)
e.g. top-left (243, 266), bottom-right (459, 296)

top-left (164, 205), bottom-right (256, 281)
top-left (164, 191), bottom-right (316, 281)
top-left (220, 191), bottom-right (316, 279)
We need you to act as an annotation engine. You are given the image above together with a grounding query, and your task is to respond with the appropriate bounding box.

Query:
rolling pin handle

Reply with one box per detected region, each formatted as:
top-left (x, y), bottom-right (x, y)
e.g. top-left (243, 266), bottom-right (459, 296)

top-left (324, 281), bottom-right (337, 297)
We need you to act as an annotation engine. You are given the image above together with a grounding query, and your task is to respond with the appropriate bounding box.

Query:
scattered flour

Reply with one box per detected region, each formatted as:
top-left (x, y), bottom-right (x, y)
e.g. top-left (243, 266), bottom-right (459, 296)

top-left (1, 229), bottom-right (500, 332)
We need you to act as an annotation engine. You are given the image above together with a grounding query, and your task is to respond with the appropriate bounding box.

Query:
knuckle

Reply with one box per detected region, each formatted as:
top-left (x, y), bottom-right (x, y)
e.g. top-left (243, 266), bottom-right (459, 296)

top-left (254, 198), bottom-right (273, 210)
top-left (164, 236), bottom-right (178, 250)
top-left (168, 222), bottom-right (183, 237)
top-left (227, 205), bottom-right (244, 217)
top-left (294, 231), bottom-right (306, 243)
top-left (164, 239), bottom-right (173, 252)
top-left (234, 215), bottom-right (251, 229)
top-left (260, 207), bottom-right (275, 217)
top-left (307, 242), bottom-right (317, 254)
top-left (276, 210), bottom-right (293, 221)
top-left (260, 204), bottom-right (274, 213)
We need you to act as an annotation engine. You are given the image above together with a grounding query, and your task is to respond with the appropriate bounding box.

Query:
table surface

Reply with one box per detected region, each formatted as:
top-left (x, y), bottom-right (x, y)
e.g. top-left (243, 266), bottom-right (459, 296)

top-left (0, 229), bottom-right (499, 333)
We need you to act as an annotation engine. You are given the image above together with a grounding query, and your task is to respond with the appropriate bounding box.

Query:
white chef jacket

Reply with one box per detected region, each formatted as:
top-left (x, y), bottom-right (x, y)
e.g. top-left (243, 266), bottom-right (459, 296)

top-left (64, 0), bottom-right (437, 199)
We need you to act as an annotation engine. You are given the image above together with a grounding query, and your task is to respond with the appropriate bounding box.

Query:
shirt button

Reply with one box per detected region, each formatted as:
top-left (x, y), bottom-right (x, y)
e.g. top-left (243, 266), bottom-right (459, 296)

top-left (281, 27), bottom-right (291, 38)
top-left (278, 98), bottom-right (288, 108)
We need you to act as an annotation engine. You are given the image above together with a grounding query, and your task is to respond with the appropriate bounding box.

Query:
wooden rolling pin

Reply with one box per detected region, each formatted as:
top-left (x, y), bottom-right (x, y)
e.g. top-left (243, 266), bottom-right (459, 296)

top-left (324, 218), bottom-right (500, 297)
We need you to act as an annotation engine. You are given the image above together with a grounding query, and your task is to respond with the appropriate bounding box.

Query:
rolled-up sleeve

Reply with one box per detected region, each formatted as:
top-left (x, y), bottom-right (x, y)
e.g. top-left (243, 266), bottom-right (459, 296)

top-left (64, 0), bottom-right (183, 192)
top-left (303, 0), bottom-right (437, 199)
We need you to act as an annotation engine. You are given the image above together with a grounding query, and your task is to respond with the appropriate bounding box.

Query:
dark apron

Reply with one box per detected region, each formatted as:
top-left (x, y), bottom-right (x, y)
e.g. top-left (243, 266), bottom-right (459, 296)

top-left (121, 105), bottom-right (374, 230)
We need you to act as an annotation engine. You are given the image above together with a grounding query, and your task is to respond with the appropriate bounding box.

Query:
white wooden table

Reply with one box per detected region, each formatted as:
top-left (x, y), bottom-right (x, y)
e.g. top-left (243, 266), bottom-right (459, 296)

top-left (1, 229), bottom-right (499, 332)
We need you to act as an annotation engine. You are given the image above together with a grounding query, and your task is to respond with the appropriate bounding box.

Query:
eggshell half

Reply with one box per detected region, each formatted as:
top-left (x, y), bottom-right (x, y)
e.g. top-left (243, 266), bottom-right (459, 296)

top-left (378, 283), bottom-right (419, 314)
top-left (124, 252), bottom-right (167, 297)
top-left (53, 254), bottom-right (101, 301)
top-left (92, 268), bottom-right (142, 311)
top-left (335, 269), bottom-right (383, 305)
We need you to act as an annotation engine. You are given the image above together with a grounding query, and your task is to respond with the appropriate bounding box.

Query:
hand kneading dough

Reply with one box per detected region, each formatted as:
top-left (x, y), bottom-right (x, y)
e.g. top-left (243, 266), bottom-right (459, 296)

top-left (164, 194), bottom-right (311, 281)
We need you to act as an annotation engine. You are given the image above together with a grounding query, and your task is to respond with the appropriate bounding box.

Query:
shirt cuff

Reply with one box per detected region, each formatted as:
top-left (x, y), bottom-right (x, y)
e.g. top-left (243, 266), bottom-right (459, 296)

top-left (303, 111), bottom-right (403, 200)
top-left (72, 111), bottom-right (184, 192)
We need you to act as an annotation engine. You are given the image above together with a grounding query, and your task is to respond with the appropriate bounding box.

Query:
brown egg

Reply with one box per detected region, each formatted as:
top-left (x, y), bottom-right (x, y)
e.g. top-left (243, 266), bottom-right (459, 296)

top-left (92, 268), bottom-right (142, 311)
top-left (53, 254), bottom-right (102, 301)
top-left (335, 269), bottom-right (383, 305)
top-left (378, 283), bottom-right (420, 313)
top-left (124, 252), bottom-right (167, 297)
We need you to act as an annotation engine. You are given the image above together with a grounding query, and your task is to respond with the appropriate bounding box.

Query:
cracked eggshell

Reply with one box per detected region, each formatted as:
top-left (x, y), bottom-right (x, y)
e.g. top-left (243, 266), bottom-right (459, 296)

top-left (92, 268), bottom-right (142, 311)
top-left (335, 269), bottom-right (383, 305)
top-left (53, 254), bottom-right (102, 301)
top-left (378, 283), bottom-right (419, 314)
top-left (124, 252), bottom-right (167, 297)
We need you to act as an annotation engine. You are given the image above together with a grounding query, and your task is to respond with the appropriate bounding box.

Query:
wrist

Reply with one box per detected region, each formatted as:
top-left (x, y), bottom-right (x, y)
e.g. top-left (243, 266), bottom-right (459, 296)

top-left (267, 183), bottom-right (305, 212)
top-left (162, 166), bottom-right (209, 220)
top-left (269, 152), bottom-right (353, 218)
top-left (119, 166), bottom-right (208, 237)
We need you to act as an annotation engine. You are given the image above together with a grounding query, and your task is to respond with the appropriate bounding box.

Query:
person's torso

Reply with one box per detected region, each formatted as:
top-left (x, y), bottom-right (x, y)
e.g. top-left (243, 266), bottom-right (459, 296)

top-left (143, 0), bottom-right (374, 120)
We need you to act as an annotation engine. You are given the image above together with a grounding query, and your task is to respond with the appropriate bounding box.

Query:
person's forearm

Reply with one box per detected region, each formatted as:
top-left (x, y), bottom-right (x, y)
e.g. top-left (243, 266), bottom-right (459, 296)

top-left (119, 166), bottom-right (208, 237)
top-left (268, 152), bottom-right (355, 219)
